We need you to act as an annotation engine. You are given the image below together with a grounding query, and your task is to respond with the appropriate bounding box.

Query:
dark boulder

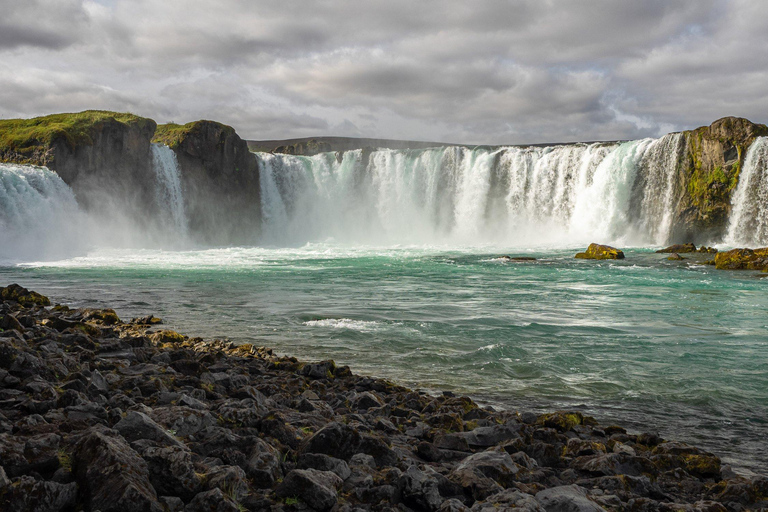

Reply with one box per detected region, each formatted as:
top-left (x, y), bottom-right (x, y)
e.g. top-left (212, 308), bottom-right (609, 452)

top-left (276, 468), bottom-right (343, 512)
top-left (74, 428), bottom-right (163, 512)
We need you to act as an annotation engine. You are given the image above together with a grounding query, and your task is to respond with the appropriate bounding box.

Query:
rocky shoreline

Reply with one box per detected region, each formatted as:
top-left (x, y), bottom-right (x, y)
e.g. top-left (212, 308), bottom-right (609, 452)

top-left (1, 284), bottom-right (766, 512)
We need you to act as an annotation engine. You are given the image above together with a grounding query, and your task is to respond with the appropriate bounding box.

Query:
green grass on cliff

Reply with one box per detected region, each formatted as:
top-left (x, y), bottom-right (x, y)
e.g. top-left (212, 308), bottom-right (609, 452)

top-left (0, 110), bottom-right (153, 162)
top-left (153, 120), bottom-right (236, 149)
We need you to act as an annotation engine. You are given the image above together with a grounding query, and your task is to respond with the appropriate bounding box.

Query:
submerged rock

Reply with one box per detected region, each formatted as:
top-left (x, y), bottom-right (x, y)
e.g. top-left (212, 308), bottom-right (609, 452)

top-left (574, 244), bottom-right (625, 260)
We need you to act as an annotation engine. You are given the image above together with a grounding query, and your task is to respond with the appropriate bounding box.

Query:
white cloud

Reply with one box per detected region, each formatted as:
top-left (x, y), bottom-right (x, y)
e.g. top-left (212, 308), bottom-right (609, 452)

top-left (0, 0), bottom-right (766, 143)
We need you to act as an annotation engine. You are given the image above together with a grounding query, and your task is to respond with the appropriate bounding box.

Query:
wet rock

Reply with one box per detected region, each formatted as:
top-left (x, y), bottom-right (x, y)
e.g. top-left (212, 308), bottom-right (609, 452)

top-left (667, 253), bottom-right (685, 261)
top-left (74, 428), bottom-right (163, 512)
top-left (657, 243), bottom-right (697, 253)
top-left (574, 244), bottom-right (625, 260)
top-left (714, 247), bottom-right (768, 270)
top-left (276, 468), bottom-right (343, 512)
top-left (535, 484), bottom-right (607, 512)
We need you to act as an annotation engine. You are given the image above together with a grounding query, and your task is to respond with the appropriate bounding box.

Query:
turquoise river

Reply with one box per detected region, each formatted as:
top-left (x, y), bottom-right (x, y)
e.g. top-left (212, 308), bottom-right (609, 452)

top-left (2, 244), bottom-right (766, 474)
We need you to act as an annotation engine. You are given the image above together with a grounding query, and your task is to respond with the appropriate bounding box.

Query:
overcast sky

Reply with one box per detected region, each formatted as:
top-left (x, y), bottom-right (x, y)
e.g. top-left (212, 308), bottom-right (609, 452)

top-left (1, 0), bottom-right (767, 144)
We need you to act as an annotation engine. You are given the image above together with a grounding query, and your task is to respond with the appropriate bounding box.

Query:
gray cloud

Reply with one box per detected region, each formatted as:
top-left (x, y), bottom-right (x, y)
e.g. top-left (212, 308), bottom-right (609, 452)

top-left (0, 0), bottom-right (766, 144)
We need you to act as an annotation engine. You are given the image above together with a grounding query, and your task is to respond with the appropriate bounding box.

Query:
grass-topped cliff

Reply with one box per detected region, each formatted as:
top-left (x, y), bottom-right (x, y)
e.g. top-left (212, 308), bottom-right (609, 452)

top-left (152, 120), bottom-right (237, 150)
top-left (0, 110), bottom-right (155, 166)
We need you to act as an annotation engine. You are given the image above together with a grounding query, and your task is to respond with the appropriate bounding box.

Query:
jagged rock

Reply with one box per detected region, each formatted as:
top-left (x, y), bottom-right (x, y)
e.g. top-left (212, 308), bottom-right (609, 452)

top-left (184, 488), bottom-right (240, 512)
top-left (298, 452), bottom-right (352, 480)
top-left (150, 406), bottom-right (217, 437)
top-left (300, 360), bottom-right (337, 379)
top-left (0, 475), bottom-right (77, 512)
top-left (246, 437), bottom-right (282, 487)
top-left (276, 468), bottom-right (343, 512)
top-left (204, 464), bottom-right (249, 501)
top-left (574, 244), bottom-right (625, 260)
top-left (473, 489), bottom-right (545, 511)
top-left (138, 443), bottom-right (202, 501)
top-left (400, 464), bottom-right (443, 511)
top-left (115, 410), bottom-right (184, 447)
top-left (450, 449), bottom-right (521, 500)
top-left (535, 484), bottom-right (607, 512)
top-left (301, 421), bottom-right (363, 460)
top-left (74, 428), bottom-right (163, 512)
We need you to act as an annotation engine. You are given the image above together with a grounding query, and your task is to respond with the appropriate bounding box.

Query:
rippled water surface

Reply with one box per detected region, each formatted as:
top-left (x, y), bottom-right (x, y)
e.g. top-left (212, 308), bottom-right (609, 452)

top-left (2, 244), bottom-right (766, 474)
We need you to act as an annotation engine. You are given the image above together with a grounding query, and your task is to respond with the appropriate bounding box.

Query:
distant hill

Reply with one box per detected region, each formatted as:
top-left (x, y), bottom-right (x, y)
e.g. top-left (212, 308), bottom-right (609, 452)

top-left (246, 136), bottom-right (468, 155)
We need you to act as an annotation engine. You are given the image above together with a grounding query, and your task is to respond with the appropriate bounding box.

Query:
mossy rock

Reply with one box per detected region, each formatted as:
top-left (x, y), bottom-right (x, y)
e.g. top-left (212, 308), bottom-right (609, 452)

top-left (0, 284), bottom-right (51, 307)
top-left (84, 309), bottom-right (121, 325)
top-left (575, 243), bottom-right (625, 260)
top-left (149, 330), bottom-right (186, 344)
top-left (538, 411), bottom-right (583, 432)
top-left (714, 248), bottom-right (768, 270)
top-left (656, 243), bottom-right (697, 253)
top-left (682, 453), bottom-right (721, 478)
top-left (667, 253), bottom-right (685, 261)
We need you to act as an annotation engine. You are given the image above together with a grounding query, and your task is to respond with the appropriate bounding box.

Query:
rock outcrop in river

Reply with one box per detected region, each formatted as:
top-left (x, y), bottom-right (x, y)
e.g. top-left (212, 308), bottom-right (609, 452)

top-left (1, 284), bottom-right (767, 511)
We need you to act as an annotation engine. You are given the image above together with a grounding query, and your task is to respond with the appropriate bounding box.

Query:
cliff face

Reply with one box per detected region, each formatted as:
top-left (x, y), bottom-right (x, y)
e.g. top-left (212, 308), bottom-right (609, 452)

top-left (669, 117), bottom-right (768, 243)
top-left (153, 121), bottom-right (261, 244)
top-left (0, 111), bottom-right (158, 217)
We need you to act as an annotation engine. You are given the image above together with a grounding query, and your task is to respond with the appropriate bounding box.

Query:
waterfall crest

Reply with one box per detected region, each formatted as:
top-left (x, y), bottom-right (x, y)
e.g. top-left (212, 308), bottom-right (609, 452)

top-left (0, 163), bottom-right (86, 261)
top-left (151, 144), bottom-right (188, 237)
top-left (726, 137), bottom-right (768, 246)
top-left (256, 134), bottom-right (688, 247)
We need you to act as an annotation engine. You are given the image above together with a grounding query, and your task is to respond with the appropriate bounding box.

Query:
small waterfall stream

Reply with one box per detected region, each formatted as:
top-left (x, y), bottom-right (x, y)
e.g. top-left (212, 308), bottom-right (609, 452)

top-left (151, 143), bottom-right (188, 237)
top-left (726, 137), bottom-right (768, 247)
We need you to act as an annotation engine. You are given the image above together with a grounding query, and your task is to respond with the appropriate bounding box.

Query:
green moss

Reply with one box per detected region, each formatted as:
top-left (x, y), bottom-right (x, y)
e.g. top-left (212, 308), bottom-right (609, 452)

top-left (538, 411), bottom-right (584, 432)
top-left (0, 110), bottom-right (153, 163)
top-left (152, 120), bottom-right (236, 149)
top-left (682, 453), bottom-right (721, 478)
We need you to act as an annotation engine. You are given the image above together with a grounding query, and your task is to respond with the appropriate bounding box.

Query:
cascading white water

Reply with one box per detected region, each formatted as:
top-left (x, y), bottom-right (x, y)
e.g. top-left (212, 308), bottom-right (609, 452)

top-left (256, 136), bottom-right (687, 247)
top-left (0, 163), bottom-right (87, 261)
top-left (151, 144), bottom-right (188, 236)
top-left (725, 137), bottom-right (768, 246)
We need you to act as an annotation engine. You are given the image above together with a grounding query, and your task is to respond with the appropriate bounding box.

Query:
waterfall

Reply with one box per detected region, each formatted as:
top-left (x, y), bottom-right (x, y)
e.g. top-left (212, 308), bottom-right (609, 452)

top-left (255, 136), bottom-right (687, 247)
top-left (726, 137), bottom-right (768, 246)
top-left (151, 144), bottom-right (188, 237)
top-left (0, 163), bottom-right (86, 261)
